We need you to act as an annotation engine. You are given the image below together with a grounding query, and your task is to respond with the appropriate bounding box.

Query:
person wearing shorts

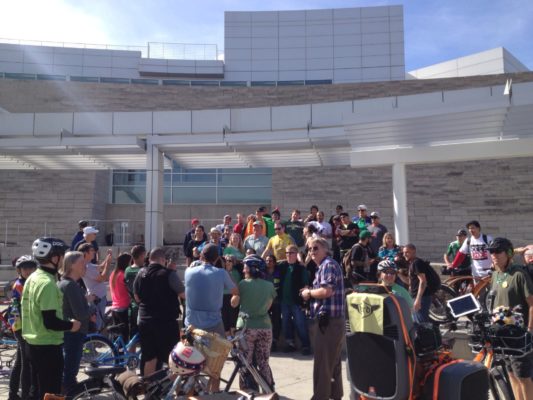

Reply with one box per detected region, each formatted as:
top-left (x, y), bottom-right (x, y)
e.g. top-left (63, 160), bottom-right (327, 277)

top-left (133, 247), bottom-right (184, 377)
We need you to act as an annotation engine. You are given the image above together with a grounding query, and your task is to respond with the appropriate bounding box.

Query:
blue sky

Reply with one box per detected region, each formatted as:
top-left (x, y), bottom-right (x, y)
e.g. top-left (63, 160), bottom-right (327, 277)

top-left (1, 0), bottom-right (532, 70)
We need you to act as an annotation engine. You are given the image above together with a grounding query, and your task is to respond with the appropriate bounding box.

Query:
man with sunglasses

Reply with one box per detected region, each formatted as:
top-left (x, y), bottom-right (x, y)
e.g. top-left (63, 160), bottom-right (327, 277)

top-left (262, 223), bottom-right (294, 261)
top-left (488, 237), bottom-right (533, 400)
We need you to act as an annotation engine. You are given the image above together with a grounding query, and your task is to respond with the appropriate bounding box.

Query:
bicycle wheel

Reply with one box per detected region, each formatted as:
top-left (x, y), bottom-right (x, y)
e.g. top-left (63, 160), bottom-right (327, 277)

top-left (68, 378), bottom-right (127, 400)
top-left (489, 365), bottom-right (515, 400)
top-left (429, 284), bottom-right (457, 324)
top-left (81, 335), bottom-right (119, 367)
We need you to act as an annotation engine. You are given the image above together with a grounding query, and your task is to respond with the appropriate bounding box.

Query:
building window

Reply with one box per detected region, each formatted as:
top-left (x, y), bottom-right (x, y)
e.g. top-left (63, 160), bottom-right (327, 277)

top-left (111, 164), bottom-right (271, 204)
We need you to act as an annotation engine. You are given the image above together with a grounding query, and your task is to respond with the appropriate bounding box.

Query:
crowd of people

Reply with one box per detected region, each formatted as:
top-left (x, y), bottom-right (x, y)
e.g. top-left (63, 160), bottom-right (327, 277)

top-left (6, 204), bottom-right (533, 400)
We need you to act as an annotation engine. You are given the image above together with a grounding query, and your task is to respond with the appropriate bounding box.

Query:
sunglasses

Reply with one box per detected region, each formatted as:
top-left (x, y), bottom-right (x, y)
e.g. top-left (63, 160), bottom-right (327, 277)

top-left (309, 246), bottom-right (321, 252)
top-left (274, 227), bottom-right (282, 230)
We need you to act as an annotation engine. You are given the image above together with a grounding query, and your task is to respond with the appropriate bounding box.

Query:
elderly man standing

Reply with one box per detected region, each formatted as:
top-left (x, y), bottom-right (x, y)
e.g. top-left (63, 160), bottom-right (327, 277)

top-left (244, 221), bottom-right (269, 256)
top-left (301, 237), bottom-right (345, 400)
top-left (74, 226), bottom-right (100, 263)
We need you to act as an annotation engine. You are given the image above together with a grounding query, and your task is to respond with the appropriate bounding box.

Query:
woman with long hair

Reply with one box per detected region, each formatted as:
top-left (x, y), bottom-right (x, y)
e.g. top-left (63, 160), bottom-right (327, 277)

top-left (378, 232), bottom-right (400, 261)
top-left (109, 252), bottom-right (133, 341)
top-left (223, 232), bottom-right (245, 260)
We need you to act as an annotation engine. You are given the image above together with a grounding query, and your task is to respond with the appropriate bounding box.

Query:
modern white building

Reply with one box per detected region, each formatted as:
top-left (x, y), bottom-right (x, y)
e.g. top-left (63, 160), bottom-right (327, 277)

top-left (0, 5), bottom-right (532, 261)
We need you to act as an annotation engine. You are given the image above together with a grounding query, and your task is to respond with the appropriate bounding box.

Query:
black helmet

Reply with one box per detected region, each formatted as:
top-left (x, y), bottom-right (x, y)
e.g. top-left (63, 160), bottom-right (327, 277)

top-left (15, 255), bottom-right (38, 269)
top-left (487, 237), bottom-right (514, 255)
top-left (78, 220), bottom-right (89, 228)
top-left (243, 255), bottom-right (267, 278)
top-left (32, 237), bottom-right (69, 262)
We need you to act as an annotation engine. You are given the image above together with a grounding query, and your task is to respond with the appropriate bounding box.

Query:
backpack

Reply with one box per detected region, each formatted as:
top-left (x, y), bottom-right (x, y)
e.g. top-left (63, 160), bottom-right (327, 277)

top-left (343, 243), bottom-right (361, 276)
top-left (466, 234), bottom-right (488, 247)
top-left (421, 260), bottom-right (441, 294)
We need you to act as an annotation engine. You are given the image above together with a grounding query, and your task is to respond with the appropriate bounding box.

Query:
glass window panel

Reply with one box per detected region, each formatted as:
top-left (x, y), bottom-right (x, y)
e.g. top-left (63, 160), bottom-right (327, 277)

top-left (164, 187), bottom-right (172, 204)
top-left (172, 173), bottom-right (216, 185)
top-left (112, 186), bottom-right (146, 204)
top-left (164, 173), bottom-right (172, 185)
top-left (180, 168), bottom-right (216, 174)
top-left (171, 187), bottom-right (216, 204)
top-left (218, 167), bottom-right (272, 174)
top-left (218, 173), bottom-right (272, 186)
top-left (113, 171), bottom-right (146, 185)
top-left (218, 187), bottom-right (271, 204)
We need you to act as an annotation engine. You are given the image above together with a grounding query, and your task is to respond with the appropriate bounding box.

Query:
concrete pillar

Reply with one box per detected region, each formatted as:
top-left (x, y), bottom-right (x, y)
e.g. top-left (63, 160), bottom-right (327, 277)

top-left (145, 142), bottom-right (164, 249)
top-left (392, 163), bottom-right (409, 245)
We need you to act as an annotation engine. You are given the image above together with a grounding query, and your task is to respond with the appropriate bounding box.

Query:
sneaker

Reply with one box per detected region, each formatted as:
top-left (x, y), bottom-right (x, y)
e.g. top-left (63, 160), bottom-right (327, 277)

top-left (301, 347), bottom-right (312, 356)
top-left (283, 343), bottom-right (296, 353)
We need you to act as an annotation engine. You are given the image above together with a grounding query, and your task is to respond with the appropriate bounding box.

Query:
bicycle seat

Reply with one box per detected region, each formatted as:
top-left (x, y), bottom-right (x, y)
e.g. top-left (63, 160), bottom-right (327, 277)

top-left (84, 365), bottom-right (126, 378)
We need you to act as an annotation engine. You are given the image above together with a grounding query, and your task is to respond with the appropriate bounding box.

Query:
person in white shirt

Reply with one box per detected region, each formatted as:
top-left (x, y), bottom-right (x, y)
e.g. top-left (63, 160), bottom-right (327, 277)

top-left (451, 220), bottom-right (492, 281)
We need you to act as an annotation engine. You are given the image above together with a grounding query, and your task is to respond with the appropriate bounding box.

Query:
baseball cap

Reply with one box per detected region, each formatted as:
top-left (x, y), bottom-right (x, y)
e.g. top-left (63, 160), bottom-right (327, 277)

top-left (357, 204), bottom-right (367, 211)
top-left (253, 220), bottom-right (263, 227)
top-left (191, 218), bottom-right (200, 225)
top-left (83, 226), bottom-right (99, 235)
top-left (456, 229), bottom-right (467, 236)
top-left (360, 230), bottom-right (372, 239)
top-left (524, 248), bottom-right (533, 256)
top-left (370, 211), bottom-right (380, 218)
top-left (224, 214), bottom-right (231, 219)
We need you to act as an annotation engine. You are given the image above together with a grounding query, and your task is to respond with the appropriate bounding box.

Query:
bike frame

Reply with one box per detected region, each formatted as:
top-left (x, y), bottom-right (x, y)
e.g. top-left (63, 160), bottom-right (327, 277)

top-left (85, 332), bottom-right (140, 367)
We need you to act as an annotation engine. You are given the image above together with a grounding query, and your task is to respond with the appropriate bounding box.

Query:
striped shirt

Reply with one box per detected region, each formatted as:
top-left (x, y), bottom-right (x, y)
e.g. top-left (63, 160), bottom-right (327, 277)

top-left (310, 256), bottom-right (345, 318)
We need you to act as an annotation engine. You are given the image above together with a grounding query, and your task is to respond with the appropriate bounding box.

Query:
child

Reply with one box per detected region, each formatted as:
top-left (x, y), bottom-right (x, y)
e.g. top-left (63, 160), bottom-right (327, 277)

top-left (8, 255), bottom-right (37, 400)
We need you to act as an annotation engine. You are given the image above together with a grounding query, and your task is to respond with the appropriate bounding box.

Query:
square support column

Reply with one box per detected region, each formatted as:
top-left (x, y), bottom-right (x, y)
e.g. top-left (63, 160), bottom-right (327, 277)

top-left (145, 142), bottom-right (164, 249)
top-left (392, 163), bottom-right (409, 245)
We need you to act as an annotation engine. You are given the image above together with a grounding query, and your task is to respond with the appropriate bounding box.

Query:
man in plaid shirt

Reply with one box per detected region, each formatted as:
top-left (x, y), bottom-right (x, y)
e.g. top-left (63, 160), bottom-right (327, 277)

top-left (301, 237), bottom-right (345, 400)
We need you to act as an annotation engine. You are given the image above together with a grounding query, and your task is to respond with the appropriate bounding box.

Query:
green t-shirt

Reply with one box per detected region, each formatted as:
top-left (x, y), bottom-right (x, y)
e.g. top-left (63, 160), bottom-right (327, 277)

top-left (491, 264), bottom-right (533, 327)
top-left (223, 246), bottom-right (245, 261)
top-left (224, 268), bottom-right (242, 295)
top-left (124, 265), bottom-right (140, 310)
top-left (22, 268), bottom-right (65, 345)
top-left (237, 278), bottom-right (276, 329)
top-left (446, 240), bottom-right (471, 269)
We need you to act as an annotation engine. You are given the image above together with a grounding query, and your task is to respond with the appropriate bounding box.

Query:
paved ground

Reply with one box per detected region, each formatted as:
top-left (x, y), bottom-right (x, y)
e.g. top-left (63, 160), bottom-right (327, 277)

top-left (0, 346), bottom-right (350, 399)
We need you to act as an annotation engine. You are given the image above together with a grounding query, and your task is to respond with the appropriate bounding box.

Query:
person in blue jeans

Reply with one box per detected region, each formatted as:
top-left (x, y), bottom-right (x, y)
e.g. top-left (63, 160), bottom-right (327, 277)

top-left (403, 244), bottom-right (432, 323)
top-left (278, 244), bottom-right (311, 355)
top-left (58, 251), bottom-right (93, 393)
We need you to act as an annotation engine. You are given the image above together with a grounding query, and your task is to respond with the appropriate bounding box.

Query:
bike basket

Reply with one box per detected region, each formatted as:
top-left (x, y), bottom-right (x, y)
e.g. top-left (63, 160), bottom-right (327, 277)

top-left (191, 329), bottom-right (233, 379)
top-left (469, 325), bottom-right (533, 357)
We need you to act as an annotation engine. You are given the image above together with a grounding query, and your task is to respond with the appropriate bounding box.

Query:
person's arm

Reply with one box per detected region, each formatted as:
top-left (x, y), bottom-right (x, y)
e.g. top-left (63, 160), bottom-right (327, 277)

top-left (413, 272), bottom-right (427, 312)
top-left (301, 285), bottom-right (332, 300)
top-left (451, 241), bottom-right (469, 269)
top-left (526, 295), bottom-right (533, 333)
top-left (95, 249), bottom-right (112, 280)
top-left (231, 282), bottom-right (241, 308)
top-left (168, 271), bottom-right (186, 300)
top-left (261, 239), bottom-right (273, 259)
top-left (42, 310), bottom-right (79, 331)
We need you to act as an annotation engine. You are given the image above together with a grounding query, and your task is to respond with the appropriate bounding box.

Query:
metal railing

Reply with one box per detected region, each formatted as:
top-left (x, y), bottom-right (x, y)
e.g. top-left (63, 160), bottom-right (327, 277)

top-left (0, 38), bottom-right (220, 60)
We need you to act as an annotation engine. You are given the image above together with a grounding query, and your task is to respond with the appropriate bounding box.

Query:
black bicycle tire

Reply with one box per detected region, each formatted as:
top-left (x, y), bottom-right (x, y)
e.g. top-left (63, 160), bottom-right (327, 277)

top-left (489, 365), bottom-right (515, 400)
top-left (67, 378), bottom-right (127, 400)
top-left (429, 284), bottom-right (457, 324)
top-left (81, 335), bottom-right (120, 367)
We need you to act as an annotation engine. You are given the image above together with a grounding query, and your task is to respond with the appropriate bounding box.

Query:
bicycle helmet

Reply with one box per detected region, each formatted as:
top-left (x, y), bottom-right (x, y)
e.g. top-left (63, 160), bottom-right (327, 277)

top-left (243, 254), bottom-right (267, 278)
top-left (377, 259), bottom-right (397, 272)
top-left (168, 341), bottom-right (205, 376)
top-left (15, 255), bottom-right (38, 269)
top-left (32, 237), bottom-right (69, 262)
top-left (487, 237), bottom-right (514, 255)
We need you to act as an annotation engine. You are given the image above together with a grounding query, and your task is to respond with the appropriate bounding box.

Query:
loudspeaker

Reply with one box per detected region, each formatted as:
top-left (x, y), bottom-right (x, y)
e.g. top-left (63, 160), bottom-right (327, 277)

top-left (346, 292), bottom-right (414, 400)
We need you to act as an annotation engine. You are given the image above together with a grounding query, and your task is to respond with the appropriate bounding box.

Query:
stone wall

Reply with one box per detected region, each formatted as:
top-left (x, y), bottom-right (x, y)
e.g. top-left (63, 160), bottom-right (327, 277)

top-left (1, 71), bottom-right (532, 113)
top-left (0, 169), bottom-right (109, 258)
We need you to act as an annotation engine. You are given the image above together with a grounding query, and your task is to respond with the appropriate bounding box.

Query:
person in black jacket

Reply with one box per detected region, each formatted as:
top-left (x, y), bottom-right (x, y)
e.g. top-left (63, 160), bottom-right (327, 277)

top-left (278, 244), bottom-right (311, 355)
top-left (133, 247), bottom-right (185, 376)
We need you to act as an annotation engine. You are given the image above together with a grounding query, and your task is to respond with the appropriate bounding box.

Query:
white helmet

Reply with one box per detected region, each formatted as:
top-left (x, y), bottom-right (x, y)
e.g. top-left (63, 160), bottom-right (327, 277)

top-left (168, 341), bottom-right (205, 376)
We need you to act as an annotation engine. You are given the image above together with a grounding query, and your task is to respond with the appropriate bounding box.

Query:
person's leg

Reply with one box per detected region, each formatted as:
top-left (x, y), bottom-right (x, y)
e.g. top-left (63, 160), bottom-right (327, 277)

top-left (20, 334), bottom-right (35, 399)
top-left (96, 296), bottom-right (107, 331)
top-left (254, 329), bottom-right (274, 388)
top-left (28, 344), bottom-right (64, 399)
top-left (62, 331), bottom-right (85, 393)
top-left (310, 317), bottom-right (345, 400)
top-left (239, 329), bottom-right (258, 390)
top-left (291, 305), bottom-right (311, 351)
top-left (138, 321), bottom-right (157, 377)
top-left (112, 309), bottom-right (129, 342)
top-left (508, 356), bottom-right (533, 400)
top-left (8, 330), bottom-right (23, 399)
top-left (413, 295), bottom-right (431, 323)
top-left (281, 303), bottom-right (295, 348)
top-left (269, 302), bottom-right (282, 350)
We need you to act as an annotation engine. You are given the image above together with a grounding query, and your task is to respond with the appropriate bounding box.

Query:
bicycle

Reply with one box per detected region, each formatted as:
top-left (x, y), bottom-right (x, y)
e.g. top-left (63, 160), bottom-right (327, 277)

top-left (468, 309), bottom-right (532, 400)
top-left (81, 324), bottom-right (141, 371)
top-left (67, 365), bottom-right (128, 399)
